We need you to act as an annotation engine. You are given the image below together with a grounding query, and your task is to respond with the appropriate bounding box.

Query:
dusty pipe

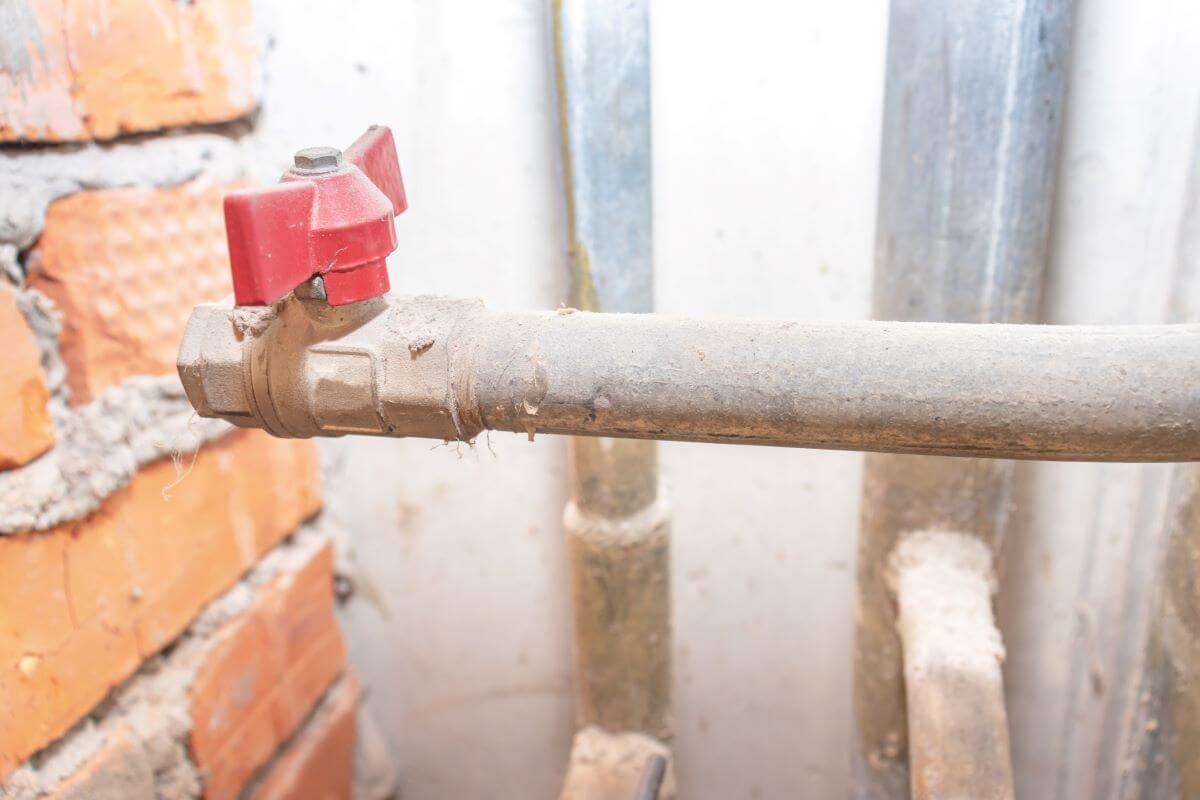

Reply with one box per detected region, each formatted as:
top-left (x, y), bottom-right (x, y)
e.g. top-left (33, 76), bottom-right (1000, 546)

top-left (558, 727), bottom-right (677, 800)
top-left (179, 293), bottom-right (1200, 462)
top-left (889, 532), bottom-right (1013, 800)
top-left (853, 0), bottom-right (1072, 796)
top-left (1123, 120), bottom-right (1200, 797)
top-left (551, 0), bottom-right (671, 743)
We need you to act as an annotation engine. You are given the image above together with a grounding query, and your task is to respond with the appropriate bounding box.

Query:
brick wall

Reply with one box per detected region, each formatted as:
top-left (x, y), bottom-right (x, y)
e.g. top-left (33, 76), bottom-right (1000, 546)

top-left (0, 3), bottom-right (370, 797)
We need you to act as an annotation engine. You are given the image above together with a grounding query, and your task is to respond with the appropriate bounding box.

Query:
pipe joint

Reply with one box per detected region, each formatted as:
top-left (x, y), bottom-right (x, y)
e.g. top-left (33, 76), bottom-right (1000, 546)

top-left (179, 292), bottom-right (486, 442)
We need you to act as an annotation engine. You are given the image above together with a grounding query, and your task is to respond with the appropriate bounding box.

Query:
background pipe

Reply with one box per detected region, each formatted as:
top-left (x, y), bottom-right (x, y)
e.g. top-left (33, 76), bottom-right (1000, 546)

top-left (1121, 113), bottom-right (1200, 798)
top-left (851, 0), bottom-right (1073, 797)
top-left (1148, 112), bottom-right (1200, 799)
top-left (889, 532), bottom-right (1012, 800)
top-left (549, 0), bottom-right (672, 751)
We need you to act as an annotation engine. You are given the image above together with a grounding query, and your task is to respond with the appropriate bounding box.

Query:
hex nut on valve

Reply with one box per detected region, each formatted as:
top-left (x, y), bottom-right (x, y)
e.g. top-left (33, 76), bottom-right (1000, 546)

top-left (178, 293), bottom-right (481, 442)
top-left (177, 301), bottom-right (266, 427)
top-left (292, 146), bottom-right (342, 174)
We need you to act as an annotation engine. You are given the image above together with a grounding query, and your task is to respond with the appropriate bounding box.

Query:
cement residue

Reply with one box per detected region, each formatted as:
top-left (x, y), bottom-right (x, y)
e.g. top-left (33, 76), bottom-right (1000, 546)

top-left (562, 496), bottom-right (672, 548)
top-left (0, 1), bottom-right (41, 82)
top-left (1, 242), bottom-right (21, 282)
top-left (0, 652), bottom-right (203, 800)
top-left (9, 282), bottom-right (67, 396)
top-left (0, 374), bottom-right (232, 534)
top-left (558, 725), bottom-right (676, 800)
top-left (0, 526), bottom-right (336, 799)
top-left (888, 530), bottom-right (1004, 674)
top-left (0, 136), bottom-right (274, 536)
top-left (230, 302), bottom-right (277, 338)
top-left (0, 128), bottom-right (280, 250)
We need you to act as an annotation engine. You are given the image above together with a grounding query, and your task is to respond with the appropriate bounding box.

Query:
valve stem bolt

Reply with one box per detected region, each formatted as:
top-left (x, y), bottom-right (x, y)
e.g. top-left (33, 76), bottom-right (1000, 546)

top-left (293, 146), bottom-right (342, 174)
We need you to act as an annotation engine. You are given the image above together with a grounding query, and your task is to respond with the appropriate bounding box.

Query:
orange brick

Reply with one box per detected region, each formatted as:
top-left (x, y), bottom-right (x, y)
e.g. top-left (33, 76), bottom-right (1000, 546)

top-left (27, 182), bottom-right (238, 404)
top-left (251, 676), bottom-right (360, 800)
top-left (0, 286), bottom-right (54, 469)
top-left (0, 431), bottom-right (320, 776)
top-left (0, 0), bottom-right (256, 142)
top-left (190, 543), bottom-right (346, 800)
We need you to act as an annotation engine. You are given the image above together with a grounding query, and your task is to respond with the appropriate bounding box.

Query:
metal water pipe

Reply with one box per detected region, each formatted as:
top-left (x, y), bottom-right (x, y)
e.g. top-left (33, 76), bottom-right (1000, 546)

top-left (180, 292), bottom-right (1200, 461)
top-left (852, 1), bottom-right (1073, 798)
top-left (549, 0), bottom-right (672, 756)
top-left (1126, 116), bottom-right (1200, 799)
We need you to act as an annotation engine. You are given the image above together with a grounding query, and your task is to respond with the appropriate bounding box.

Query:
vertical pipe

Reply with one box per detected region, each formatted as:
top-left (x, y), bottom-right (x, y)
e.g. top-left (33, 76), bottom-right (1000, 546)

top-left (550, 0), bottom-right (671, 741)
top-left (890, 531), bottom-right (1012, 800)
top-left (853, 1), bottom-right (1072, 797)
top-left (1122, 112), bottom-right (1200, 798)
top-left (1152, 111), bottom-right (1200, 800)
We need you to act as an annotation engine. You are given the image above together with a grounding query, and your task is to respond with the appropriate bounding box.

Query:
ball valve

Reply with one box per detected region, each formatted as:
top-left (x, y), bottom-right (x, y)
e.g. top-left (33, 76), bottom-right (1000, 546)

top-left (224, 125), bottom-right (407, 307)
top-left (178, 125), bottom-right (1200, 460)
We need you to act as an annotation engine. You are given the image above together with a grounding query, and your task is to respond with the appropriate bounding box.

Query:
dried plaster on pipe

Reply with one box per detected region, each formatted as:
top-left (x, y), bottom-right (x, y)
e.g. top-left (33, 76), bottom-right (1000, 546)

top-left (887, 531), bottom-right (1010, 799)
top-left (888, 530), bottom-right (1004, 677)
top-left (563, 494), bottom-right (671, 548)
top-left (559, 725), bottom-right (677, 800)
top-left (0, 526), bottom-right (337, 800)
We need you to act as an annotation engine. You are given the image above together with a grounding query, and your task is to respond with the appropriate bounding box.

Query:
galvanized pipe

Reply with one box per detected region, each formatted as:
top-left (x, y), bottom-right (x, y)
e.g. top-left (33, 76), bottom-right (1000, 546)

top-left (550, 0), bottom-right (671, 744)
top-left (872, 0), bottom-right (1071, 327)
top-left (179, 294), bottom-right (1200, 462)
top-left (472, 312), bottom-right (1196, 461)
top-left (1123, 116), bottom-right (1200, 798)
top-left (853, 0), bottom-right (1072, 796)
top-left (551, 0), bottom-right (653, 316)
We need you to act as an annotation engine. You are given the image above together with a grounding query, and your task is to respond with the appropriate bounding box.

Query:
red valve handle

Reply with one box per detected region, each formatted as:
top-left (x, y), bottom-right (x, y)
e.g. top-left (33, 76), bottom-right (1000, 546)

top-left (224, 125), bottom-right (408, 307)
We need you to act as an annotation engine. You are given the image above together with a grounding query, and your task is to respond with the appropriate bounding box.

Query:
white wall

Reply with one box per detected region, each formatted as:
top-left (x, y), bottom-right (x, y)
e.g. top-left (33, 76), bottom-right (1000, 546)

top-left (652, 5), bottom-right (883, 797)
top-left (255, 0), bottom-right (1200, 797)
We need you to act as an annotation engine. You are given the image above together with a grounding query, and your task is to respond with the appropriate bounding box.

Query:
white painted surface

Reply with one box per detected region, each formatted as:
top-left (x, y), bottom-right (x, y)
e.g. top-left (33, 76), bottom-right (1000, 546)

top-left (255, 0), bottom-right (1200, 796)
